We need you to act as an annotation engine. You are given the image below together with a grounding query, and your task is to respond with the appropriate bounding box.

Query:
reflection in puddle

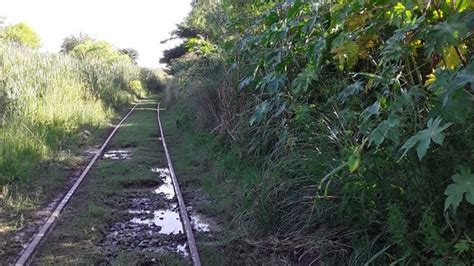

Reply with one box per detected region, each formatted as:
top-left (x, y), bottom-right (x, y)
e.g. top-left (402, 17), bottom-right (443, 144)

top-left (191, 213), bottom-right (211, 232)
top-left (176, 243), bottom-right (189, 257)
top-left (152, 168), bottom-right (170, 175)
top-left (152, 168), bottom-right (175, 200)
top-left (130, 206), bottom-right (183, 235)
top-left (84, 148), bottom-right (99, 157)
top-left (103, 150), bottom-right (131, 160)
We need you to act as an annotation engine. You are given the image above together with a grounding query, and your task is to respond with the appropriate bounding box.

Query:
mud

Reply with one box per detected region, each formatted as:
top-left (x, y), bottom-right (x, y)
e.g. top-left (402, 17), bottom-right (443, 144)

top-left (100, 166), bottom-right (214, 260)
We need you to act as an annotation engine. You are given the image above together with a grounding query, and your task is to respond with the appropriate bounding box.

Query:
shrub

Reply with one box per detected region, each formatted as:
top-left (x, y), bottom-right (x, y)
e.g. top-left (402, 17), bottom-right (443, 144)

top-left (140, 68), bottom-right (167, 93)
top-left (0, 40), bottom-right (149, 184)
top-left (167, 0), bottom-right (474, 263)
top-left (0, 22), bottom-right (40, 48)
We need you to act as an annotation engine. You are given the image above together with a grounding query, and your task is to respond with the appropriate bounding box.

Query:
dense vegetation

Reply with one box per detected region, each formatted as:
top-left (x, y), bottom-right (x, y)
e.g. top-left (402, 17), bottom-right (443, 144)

top-left (0, 23), bottom-right (165, 184)
top-left (165, 0), bottom-right (474, 263)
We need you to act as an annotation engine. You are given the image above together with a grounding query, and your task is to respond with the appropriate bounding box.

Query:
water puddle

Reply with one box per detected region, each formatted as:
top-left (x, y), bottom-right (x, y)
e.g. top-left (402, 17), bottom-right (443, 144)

top-left (190, 213), bottom-right (211, 232)
top-left (102, 166), bottom-right (214, 260)
top-left (103, 150), bottom-right (131, 160)
top-left (83, 148), bottom-right (99, 157)
top-left (129, 205), bottom-right (183, 235)
top-left (176, 243), bottom-right (189, 257)
top-left (151, 168), bottom-right (170, 175)
top-left (152, 168), bottom-right (175, 200)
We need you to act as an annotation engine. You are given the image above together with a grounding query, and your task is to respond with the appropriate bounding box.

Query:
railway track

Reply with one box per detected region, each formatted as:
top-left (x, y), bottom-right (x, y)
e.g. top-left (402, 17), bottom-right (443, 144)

top-left (14, 102), bottom-right (201, 266)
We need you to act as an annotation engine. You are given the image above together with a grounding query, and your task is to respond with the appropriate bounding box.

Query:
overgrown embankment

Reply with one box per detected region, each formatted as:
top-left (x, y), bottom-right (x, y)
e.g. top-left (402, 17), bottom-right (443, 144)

top-left (0, 27), bottom-right (167, 260)
top-left (164, 0), bottom-right (474, 264)
top-left (0, 42), bottom-right (148, 184)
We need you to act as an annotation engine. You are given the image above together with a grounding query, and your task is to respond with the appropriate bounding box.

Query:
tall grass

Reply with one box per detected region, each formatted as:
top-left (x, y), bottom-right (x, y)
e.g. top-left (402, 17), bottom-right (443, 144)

top-left (0, 42), bottom-right (145, 184)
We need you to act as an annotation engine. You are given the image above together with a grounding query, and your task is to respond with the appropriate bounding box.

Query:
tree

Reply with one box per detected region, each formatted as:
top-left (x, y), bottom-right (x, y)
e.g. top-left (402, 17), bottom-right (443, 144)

top-left (119, 48), bottom-right (139, 64)
top-left (0, 22), bottom-right (40, 48)
top-left (60, 33), bottom-right (92, 53)
top-left (160, 44), bottom-right (187, 65)
top-left (140, 68), bottom-right (166, 92)
top-left (70, 39), bottom-right (130, 63)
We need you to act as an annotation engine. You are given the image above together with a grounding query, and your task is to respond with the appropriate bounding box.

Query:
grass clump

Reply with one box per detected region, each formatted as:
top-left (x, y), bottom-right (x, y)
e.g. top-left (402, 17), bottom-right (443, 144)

top-left (0, 40), bottom-right (157, 184)
top-left (0, 43), bottom-right (108, 184)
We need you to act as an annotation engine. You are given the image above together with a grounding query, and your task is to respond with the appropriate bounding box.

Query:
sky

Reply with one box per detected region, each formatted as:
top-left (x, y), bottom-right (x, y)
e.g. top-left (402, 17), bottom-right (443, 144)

top-left (1, 0), bottom-right (192, 68)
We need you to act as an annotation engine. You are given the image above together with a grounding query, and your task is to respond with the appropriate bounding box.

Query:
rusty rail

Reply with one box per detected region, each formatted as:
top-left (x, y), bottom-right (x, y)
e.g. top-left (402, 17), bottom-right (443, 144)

top-left (156, 104), bottom-right (201, 266)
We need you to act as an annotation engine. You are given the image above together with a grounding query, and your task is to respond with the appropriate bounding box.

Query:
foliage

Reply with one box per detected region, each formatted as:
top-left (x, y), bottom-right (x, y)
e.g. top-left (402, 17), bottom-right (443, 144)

top-left (185, 38), bottom-right (216, 55)
top-left (0, 22), bottom-right (40, 48)
top-left (445, 167), bottom-right (474, 211)
top-left (60, 33), bottom-right (92, 53)
top-left (140, 68), bottom-right (167, 92)
top-left (120, 48), bottom-right (139, 64)
top-left (160, 44), bottom-right (187, 65)
top-left (166, 0), bottom-right (474, 263)
top-left (70, 39), bottom-right (131, 63)
top-left (167, 24), bottom-right (202, 40)
top-left (0, 43), bottom-right (105, 184)
top-left (401, 117), bottom-right (453, 160)
top-left (0, 38), bottom-right (154, 184)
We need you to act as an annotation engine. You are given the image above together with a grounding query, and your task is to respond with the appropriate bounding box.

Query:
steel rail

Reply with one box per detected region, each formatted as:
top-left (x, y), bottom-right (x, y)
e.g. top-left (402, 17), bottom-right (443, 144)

top-left (156, 104), bottom-right (201, 266)
top-left (15, 104), bottom-right (138, 266)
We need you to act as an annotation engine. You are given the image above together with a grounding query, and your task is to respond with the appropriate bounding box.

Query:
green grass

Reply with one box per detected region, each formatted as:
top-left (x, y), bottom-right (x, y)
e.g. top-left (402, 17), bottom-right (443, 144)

top-left (158, 99), bottom-right (348, 264)
top-left (0, 42), bottom-right (146, 185)
top-left (33, 99), bottom-right (187, 265)
top-left (0, 42), bottom-right (154, 260)
top-left (158, 101), bottom-right (265, 265)
top-left (0, 115), bottom-right (118, 262)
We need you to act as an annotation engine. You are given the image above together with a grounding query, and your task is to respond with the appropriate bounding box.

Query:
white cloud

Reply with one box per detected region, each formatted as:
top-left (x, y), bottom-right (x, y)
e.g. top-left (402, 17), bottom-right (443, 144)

top-left (1, 0), bottom-right (192, 68)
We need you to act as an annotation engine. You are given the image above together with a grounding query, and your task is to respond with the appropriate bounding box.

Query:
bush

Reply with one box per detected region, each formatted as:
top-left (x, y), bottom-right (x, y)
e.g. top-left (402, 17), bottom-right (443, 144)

top-left (140, 68), bottom-right (167, 93)
top-left (167, 53), bottom-right (241, 133)
top-left (0, 22), bottom-right (40, 48)
top-left (0, 41), bottom-right (148, 184)
top-left (167, 0), bottom-right (474, 263)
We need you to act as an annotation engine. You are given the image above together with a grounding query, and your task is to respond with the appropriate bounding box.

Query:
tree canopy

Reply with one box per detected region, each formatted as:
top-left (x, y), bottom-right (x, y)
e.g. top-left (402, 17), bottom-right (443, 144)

top-left (0, 22), bottom-right (41, 48)
top-left (60, 33), bottom-right (92, 53)
top-left (119, 48), bottom-right (139, 64)
top-left (69, 39), bottom-right (131, 63)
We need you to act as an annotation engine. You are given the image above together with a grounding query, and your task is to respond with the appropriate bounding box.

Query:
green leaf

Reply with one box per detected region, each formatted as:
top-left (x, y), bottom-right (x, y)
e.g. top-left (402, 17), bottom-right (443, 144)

top-left (401, 117), bottom-right (452, 160)
top-left (428, 64), bottom-right (474, 107)
top-left (425, 19), bottom-right (468, 56)
top-left (454, 0), bottom-right (470, 12)
top-left (262, 73), bottom-right (286, 94)
top-left (338, 81), bottom-right (363, 103)
top-left (331, 36), bottom-right (359, 70)
top-left (369, 114), bottom-right (400, 146)
top-left (361, 101), bottom-right (380, 122)
top-left (444, 167), bottom-right (474, 211)
top-left (287, 0), bottom-right (303, 19)
top-left (238, 77), bottom-right (253, 92)
top-left (291, 64), bottom-right (317, 94)
top-left (348, 151), bottom-right (361, 173)
top-left (250, 101), bottom-right (270, 126)
top-left (454, 240), bottom-right (471, 255)
top-left (453, 62), bottom-right (474, 91)
top-left (416, 137), bottom-right (430, 159)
